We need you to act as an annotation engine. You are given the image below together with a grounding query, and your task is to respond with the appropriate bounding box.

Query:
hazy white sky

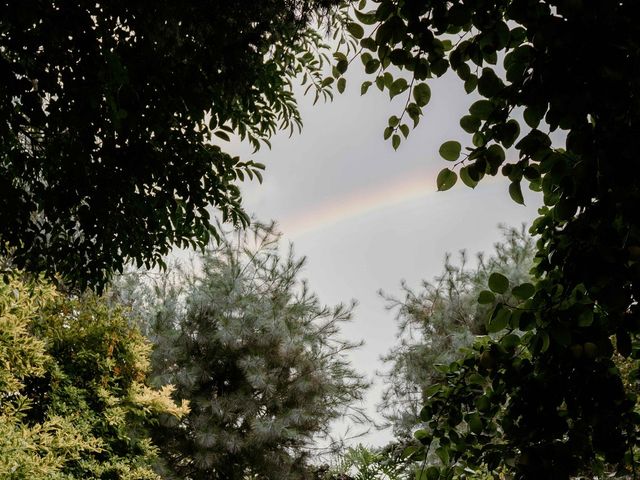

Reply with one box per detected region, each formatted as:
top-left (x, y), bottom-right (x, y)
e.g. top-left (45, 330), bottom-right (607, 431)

top-left (227, 69), bottom-right (541, 446)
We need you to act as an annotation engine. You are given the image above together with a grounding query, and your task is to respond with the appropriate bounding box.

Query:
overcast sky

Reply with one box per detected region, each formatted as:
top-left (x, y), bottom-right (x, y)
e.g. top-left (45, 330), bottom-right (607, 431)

top-left (226, 68), bottom-right (541, 447)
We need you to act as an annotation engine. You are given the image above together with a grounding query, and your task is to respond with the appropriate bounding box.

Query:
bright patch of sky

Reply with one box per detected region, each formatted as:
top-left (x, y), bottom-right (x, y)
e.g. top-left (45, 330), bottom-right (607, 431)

top-left (226, 68), bottom-right (541, 447)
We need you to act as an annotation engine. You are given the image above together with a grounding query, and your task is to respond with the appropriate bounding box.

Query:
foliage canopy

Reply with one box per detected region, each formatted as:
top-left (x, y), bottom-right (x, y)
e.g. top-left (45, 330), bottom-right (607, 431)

top-left (0, 0), bottom-right (346, 289)
top-left (0, 272), bottom-right (187, 479)
top-left (380, 226), bottom-right (534, 438)
top-left (335, 0), bottom-right (640, 477)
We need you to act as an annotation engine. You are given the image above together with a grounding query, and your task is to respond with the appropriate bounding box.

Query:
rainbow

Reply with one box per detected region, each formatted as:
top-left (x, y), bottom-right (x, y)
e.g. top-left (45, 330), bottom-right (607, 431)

top-left (280, 169), bottom-right (441, 238)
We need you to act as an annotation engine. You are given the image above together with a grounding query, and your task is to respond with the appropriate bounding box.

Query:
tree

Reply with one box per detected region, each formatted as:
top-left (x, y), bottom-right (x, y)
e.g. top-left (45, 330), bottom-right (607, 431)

top-left (0, 272), bottom-right (187, 479)
top-left (114, 222), bottom-right (369, 480)
top-left (0, 1), bottom-right (349, 289)
top-left (380, 226), bottom-right (534, 438)
top-left (334, 0), bottom-right (640, 477)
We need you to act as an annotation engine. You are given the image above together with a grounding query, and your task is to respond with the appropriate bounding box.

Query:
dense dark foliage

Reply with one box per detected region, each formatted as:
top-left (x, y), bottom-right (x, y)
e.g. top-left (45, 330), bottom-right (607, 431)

top-left (0, 0), bottom-right (345, 289)
top-left (337, 0), bottom-right (640, 477)
top-left (380, 227), bottom-right (534, 438)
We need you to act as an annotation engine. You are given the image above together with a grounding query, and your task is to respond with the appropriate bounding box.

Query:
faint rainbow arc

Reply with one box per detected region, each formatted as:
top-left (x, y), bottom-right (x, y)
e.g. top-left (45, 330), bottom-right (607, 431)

top-left (279, 171), bottom-right (440, 239)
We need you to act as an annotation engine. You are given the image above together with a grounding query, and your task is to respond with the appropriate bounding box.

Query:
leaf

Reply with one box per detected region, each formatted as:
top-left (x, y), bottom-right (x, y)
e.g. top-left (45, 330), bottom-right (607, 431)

top-left (320, 77), bottom-right (334, 87)
top-left (214, 131), bottom-right (230, 141)
top-left (361, 81), bottom-right (372, 95)
top-left (469, 100), bottom-right (494, 120)
top-left (435, 445), bottom-right (450, 465)
top-left (347, 22), bottom-right (365, 39)
top-left (337, 77), bottom-right (346, 93)
top-left (389, 78), bottom-right (409, 98)
top-left (468, 413), bottom-right (483, 434)
top-left (478, 290), bottom-right (496, 304)
top-left (476, 395), bottom-right (491, 412)
top-left (436, 168), bottom-right (457, 191)
top-left (392, 134), bottom-right (401, 150)
top-left (460, 114), bottom-right (481, 133)
top-left (460, 165), bottom-right (478, 188)
top-left (354, 9), bottom-right (377, 25)
top-left (512, 282), bottom-right (535, 300)
top-left (501, 333), bottom-right (521, 350)
top-left (488, 305), bottom-right (510, 333)
top-left (488, 272), bottom-right (509, 294)
top-left (438, 141), bottom-right (461, 161)
top-left (509, 181), bottom-right (525, 205)
top-left (464, 75), bottom-right (478, 93)
top-left (412, 83), bottom-right (431, 107)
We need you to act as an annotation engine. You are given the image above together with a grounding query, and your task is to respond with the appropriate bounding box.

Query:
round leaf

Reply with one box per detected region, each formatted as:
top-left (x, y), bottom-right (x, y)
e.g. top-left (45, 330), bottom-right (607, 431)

top-left (439, 141), bottom-right (461, 161)
top-left (436, 168), bottom-right (457, 191)
top-left (478, 290), bottom-right (496, 304)
top-left (511, 282), bottom-right (535, 300)
top-left (488, 306), bottom-right (510, 333)
top-left (412, 82), bottom-right (431, 107)
top-left (488, 272), bottom-right (509, 294)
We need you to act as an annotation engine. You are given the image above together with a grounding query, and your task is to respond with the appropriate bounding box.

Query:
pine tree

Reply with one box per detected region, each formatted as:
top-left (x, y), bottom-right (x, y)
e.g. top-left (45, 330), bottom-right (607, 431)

top-left (379, 226), bottom-right (534, 437)
top-left (116, 222), bottom-right (369, 480)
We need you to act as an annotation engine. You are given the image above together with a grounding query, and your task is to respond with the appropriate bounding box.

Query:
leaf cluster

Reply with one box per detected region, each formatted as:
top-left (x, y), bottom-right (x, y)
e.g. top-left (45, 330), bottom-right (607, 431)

top-left (343, 0), bottom-right (640, 475)
top-left (0, 272), bottom-right (186, 479)
top-left (0, 0), bottom-right (348, 289)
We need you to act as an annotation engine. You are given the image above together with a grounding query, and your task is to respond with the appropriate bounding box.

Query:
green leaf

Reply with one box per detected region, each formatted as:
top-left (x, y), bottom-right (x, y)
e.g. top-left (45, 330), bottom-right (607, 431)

top-left (464, 75), bottom-right (478, 93)
top-left (436, 168), bottom-right (457, 191)
top-left (403, 446), bottom-right (419, 459)
top-left (337, 77), bottom-right (346, 93)
top-left (488, 272), bottom-right (509, 294)
top-left (347, 22), bottom-right (365, 39)
top-left (365, 59), bottom-right (380, 74)
top-left (412, 83), bottom-right (431, 107)
top-left (439, 141), bottom-right (461, 161)
top-left (214, 131), bottom-right (230, 141)
top-left (468, 413), bottom-right (483, 434)
top-left (476, 395), bottom-right (491, 412)
top-left (509, 181), bottom-right (525, 205)
top-left (336, 59), bottom-right (348, 75)
top-left (478, 68), bottom-right (505, 97)
top-left (501, 333), bottom-right (521, 350)
top-left (478, 290), bottom-right (496, 304)
top-left (460, 165), bottom-right (478, 188)
top-left (392, 134), bottom-right (401, 150)
top-left (435, 446), bottom-right (450, 465)
top-left (390, 78), bottom-right (409, 98)
top-left (320, 77), bottom-right (334, 87)
top-left (460, 115), bottom-right (481, 133)
top-left (524, 106), bottom-right (541, 128)
top-left (469, 100), bottom-right (494, 120)
top-left (512, 282), bottom-right (535, 300)
top-left (488, 306), bottom-right (510, 333)
top-left (361, 81), bottom-right (372, 95)
top-left (354, 9), bottom-right (377, 25)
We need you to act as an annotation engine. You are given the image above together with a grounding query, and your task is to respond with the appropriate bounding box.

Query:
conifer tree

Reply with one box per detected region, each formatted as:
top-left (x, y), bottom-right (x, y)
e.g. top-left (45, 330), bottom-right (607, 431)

top-left (117, 222), bottom-right (369, 480)
top-left (380, 226), bottom-right (534, 437)
top-left (0, 272), bottom-right (187, 479)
